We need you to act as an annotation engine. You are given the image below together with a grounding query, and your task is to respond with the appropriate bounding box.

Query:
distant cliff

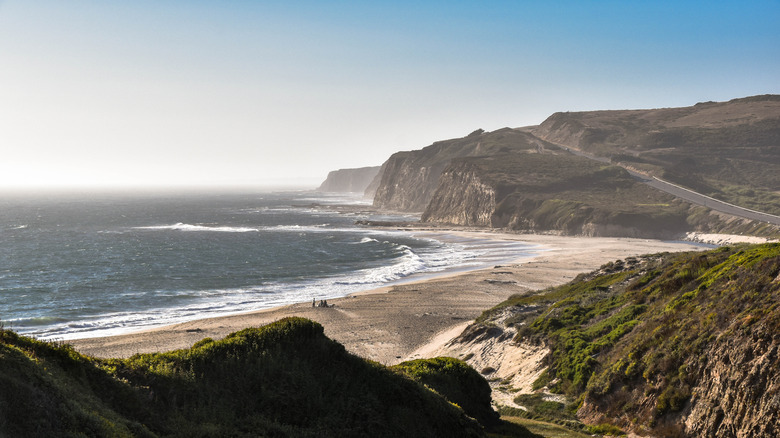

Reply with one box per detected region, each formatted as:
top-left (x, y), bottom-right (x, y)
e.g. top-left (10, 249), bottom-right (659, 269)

top-left (370, 128), bottom-right (559, 211)
top-left (317, 166), bottom-right (380, 193)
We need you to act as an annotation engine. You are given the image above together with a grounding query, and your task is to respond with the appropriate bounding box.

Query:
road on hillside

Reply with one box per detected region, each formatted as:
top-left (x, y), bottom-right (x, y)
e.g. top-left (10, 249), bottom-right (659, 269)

top-left (558, 146), bottom-right (780, 226)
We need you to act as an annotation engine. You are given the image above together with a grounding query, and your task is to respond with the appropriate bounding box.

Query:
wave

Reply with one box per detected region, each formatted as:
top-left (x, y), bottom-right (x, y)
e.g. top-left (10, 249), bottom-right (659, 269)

top-left (22, 246), bottom-right (431, 340)
top-left (16, 230), bottom-right (540, 341)
top-left (134, 223), bottom-right (258, 233)
top-left (8, 316), bottom-right (70, 327)
top-left (334, 245), bottom-right (426, 285)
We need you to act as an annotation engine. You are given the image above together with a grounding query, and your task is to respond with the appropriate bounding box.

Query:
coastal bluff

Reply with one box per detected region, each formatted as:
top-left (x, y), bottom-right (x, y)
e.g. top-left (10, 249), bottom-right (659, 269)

top-left (368, 128), bottom-right (558, 211)
top-left (316, 165), bottom-right (380, 193)
top-left (317, 94), bottom-right (780, 239)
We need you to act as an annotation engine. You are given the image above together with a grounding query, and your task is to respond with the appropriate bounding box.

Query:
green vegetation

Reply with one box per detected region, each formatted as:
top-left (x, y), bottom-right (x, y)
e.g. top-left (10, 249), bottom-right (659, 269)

top-left (1, 317), bottom-right (536, 437)
top-left (498, 417), bottom-right (594, 438)
top-left (480, 243), bottom-right (780, 434)
top-left (392, 357), bottom-right (500, 428)
top-left (512, 394), bottom-right (576, 422)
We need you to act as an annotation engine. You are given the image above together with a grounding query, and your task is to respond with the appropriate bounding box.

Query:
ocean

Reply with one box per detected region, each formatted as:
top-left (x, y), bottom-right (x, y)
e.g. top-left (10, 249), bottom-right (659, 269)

top-left (0, 189), bottom-right (537, 340)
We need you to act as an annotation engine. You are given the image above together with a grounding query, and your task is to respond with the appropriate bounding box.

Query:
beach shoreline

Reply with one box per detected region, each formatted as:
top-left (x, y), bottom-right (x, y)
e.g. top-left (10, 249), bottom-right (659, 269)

top-left (70, 232), bottom-right (709, 363)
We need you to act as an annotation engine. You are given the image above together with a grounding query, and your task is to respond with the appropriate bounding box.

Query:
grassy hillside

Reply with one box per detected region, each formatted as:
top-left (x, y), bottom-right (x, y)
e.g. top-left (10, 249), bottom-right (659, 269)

top-left (0, 317), bottom-right (539, 437)
top-left (533, 95), bottom-right (780, 214)
top-left (478, 243), bottom-right (780, 436)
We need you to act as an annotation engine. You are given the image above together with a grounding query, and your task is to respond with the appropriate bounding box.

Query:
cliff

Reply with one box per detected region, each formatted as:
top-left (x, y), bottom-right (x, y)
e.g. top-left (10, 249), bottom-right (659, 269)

top-left (421, 153), bottom-right (692, 238)
top-left (370, 128), bottom-right (559, 211)
top-left (532, 94), bottom-right (780, 214)
top-left (317, 166), bottom-right (380, 193)
top-left (361, 94), bottom-right (780, 237)
top-left (449, 243), bottom-right (780, 437)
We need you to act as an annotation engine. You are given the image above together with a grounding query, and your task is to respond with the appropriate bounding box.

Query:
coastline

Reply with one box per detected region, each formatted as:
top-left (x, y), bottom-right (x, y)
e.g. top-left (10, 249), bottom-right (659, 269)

top-left (70, 232), bottom-right (707, 363)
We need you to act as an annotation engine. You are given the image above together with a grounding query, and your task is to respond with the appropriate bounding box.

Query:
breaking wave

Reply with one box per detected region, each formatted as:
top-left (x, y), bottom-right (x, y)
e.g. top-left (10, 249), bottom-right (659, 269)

top-left (134, 223), bottom-right (258, 233)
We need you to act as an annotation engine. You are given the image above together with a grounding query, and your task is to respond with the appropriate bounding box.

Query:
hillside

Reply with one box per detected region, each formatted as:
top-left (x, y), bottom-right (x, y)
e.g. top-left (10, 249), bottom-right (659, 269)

top-left (532, 95), bottom-right (780, 214)
top-left (317, 166), bottom-right (380, 193)
top-left (0, 317), bottom-right (537, 437)
top-left (353, 95), bottom-right (780, 238)
top-left (421, 153), bottom-right (691, 238)
top-left (447, 243), bottom-right (780, 437)
top-left (421, 153), bottom-right (780, 238)
top-left (369, 128), bottom-right (560, 211)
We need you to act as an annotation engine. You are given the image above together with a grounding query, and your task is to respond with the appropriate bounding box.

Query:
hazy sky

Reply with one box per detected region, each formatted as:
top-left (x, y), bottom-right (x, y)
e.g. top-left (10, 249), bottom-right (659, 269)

top-left (1, 1), bottom-right (779, 190)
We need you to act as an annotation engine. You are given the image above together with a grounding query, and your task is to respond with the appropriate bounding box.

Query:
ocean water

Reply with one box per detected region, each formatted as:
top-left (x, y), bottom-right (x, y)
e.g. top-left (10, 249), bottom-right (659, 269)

top-left (0, 190), bottom-right (537, 340)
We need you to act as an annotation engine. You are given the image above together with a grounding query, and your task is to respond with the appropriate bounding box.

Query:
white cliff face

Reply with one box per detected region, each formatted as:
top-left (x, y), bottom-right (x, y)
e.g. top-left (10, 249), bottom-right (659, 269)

top-left (372, 152), bottom-right (448, 211)
top-left (370, 128), bottom-right (553, 212)
top-left (422, 164), bottom-right (496, 226)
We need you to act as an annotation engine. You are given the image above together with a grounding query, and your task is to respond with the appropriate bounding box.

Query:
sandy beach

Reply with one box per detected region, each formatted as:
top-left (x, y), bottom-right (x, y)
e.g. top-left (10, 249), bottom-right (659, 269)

top-left (71, 233), bottom-right (706, 364)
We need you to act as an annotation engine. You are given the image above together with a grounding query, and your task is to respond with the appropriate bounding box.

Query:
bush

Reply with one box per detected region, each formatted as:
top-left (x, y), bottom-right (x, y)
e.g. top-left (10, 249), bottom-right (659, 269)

top-left (393, 357), bottom-right (500, 428)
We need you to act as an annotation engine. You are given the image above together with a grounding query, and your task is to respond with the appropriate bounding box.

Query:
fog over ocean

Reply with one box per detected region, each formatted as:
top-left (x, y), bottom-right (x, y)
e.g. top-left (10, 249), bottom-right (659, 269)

top-left (0, 190), bottom-right (537, 340)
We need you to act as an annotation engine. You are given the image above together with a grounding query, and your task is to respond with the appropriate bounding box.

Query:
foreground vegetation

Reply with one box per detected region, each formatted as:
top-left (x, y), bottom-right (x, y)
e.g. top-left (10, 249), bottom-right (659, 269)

top-left (479, 243), bottom-right (780, 436)
top-left (0, 317), bottom-right (541, 437)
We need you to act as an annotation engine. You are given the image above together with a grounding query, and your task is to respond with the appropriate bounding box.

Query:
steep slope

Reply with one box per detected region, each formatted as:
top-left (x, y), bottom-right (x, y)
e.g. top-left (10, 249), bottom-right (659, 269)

top-left (0, 317), bottom-right (520, 437)
top-left (370, 128), bottom-right (560, 211)
top-left (317, 166), bottom-right (381, 193)
top-left (456, 244), bottom-right (780, 437)
top-left (421, 153), bottom-right (690, 237)
top-left (421, 153), bottom-right (780, 238)
top-left (532, 95), bottom-right (780, 214)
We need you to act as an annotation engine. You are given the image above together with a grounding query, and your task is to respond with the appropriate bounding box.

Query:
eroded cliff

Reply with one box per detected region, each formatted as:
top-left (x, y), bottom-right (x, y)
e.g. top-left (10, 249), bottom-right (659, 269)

top-left (371, 128), bottom-right (558, 211)
top-left (421, 154), bottom-right (692, 238)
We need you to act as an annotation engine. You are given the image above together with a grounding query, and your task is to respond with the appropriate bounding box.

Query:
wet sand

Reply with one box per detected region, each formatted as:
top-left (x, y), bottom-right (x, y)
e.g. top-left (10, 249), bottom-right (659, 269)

top-left (71, 233), bottom-right (705, 364)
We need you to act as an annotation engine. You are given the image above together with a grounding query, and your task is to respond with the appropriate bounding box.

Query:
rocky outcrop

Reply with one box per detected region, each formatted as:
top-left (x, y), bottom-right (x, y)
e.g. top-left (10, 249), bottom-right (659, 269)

top-left (683, 326), bottom-right (780, 437)
top-left (371, 128), bottom-right (558, 211)
top-left (317, 166), bottom-right (380, 193)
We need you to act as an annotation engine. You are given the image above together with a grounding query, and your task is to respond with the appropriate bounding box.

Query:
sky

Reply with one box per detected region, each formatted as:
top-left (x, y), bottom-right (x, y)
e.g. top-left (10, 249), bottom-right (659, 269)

top-left (1, 1), bottom-right (779, 190)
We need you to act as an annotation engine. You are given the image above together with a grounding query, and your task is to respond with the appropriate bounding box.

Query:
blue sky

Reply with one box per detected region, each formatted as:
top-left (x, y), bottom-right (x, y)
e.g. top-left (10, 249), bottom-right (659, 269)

top-left (1, 0), bottom-right (778, 189)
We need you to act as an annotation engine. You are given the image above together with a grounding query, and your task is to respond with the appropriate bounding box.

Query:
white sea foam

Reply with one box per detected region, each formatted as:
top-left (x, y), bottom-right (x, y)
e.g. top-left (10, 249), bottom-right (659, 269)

top-left (17, 227), bottom-right (539, 341)
top-left (134, 223), bottom-right (258, 233)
